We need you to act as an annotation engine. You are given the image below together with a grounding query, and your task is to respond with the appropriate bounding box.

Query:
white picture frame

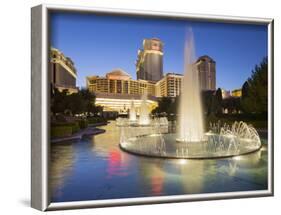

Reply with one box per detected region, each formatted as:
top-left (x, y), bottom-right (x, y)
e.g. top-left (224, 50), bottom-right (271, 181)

top-left (31, 4), bottom-right (274, 211)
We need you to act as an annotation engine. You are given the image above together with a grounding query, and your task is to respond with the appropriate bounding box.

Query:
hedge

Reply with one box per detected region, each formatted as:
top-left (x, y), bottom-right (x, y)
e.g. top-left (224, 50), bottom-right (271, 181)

top-left (71, 123), bottom-right (80, 134)
top-left (51, 126), bottom-right (72, 138)
top-left (52, 122), bottom-right (80, 133)
top-left (78, 119), bottom-right (88, 129)
top-left (88, 117), bottom-right (107, 124)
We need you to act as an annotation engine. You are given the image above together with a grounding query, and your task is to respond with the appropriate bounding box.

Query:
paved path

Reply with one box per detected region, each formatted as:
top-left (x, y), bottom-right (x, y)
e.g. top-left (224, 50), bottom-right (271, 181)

top-left (51, 127), bottom-right (106, 143)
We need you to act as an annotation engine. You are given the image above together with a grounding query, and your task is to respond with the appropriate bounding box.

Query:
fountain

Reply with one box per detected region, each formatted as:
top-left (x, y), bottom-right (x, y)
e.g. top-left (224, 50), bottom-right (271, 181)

top-left (119, 29), bottom-right (262, 159)
top-left (178, 30), bottom-right (205, 142)
top-left (159, 117), bottom-right (169, 126)
top-left (116, 117), bottom-right (128, 126)
top-left (138, 92), bottom-right (150, 125)
top-left (129, 100), bottom-right (137, 122)
top-left (116, 93), bottom-right (168, 127)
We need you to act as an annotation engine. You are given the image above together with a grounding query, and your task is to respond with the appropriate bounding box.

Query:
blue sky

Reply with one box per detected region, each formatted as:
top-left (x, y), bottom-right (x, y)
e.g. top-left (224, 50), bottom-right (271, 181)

top-left (50, 12), bottom-right (268, 90)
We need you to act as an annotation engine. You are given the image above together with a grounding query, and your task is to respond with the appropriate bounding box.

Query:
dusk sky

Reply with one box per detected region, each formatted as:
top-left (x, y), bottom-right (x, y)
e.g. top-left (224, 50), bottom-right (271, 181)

top-left (50, 12), bottom-right (268, 90)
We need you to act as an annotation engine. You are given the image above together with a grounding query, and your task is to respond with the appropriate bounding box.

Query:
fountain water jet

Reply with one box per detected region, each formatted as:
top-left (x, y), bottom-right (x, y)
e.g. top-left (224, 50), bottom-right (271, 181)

top-left (116, 95), bottom-right (168, 127)
top-left (139, 92), bottom-right (150, 125)
top-left (178, 29), bottom-right (205, 142)
top-left (129, 100), bottom-right (137, 122)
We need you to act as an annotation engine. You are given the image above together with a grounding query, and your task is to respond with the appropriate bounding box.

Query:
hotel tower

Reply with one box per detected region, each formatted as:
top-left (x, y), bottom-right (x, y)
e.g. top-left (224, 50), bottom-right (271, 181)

top-left (136, 38), bottom-right (164, 82)
top-left (196, 55), bottom-right (216, 91)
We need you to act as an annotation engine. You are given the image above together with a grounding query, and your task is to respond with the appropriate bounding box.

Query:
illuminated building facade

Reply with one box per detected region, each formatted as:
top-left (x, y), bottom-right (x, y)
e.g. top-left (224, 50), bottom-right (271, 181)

top-left (221, 89), bottom-right (231, 99)
top-left (231, 88), bottom-right (242, 97)
top-left (86, 69), bottom-right (156, 97)
top-left (155, 73), bottom-right (183, 97)
top-left (196, 55), bottom-right (216, 91)
top-left (86, 53), bottom-right (217, 113)
top-left (86, 69), bottom-right (158, 113)
top-left (94, 93), bottom-right (158, 114)
top-left (136, 38), bottom-right (163, 82)
top-left (49, 47), bottom-right (78, 94)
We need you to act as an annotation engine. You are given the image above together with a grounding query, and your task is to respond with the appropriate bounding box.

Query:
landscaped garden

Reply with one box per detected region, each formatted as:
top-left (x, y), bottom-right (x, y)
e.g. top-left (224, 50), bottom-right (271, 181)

top-left (50, 88), bottom-right (107, 138)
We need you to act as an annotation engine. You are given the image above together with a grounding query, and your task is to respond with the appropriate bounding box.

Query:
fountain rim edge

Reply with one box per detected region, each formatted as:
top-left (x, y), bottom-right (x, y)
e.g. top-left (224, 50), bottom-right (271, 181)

top-left (119, 143), bottom-right (263, 160)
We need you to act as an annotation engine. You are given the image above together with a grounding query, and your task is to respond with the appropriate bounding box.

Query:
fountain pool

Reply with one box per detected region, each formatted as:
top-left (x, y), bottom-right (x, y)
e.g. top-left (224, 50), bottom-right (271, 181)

top-left (119, 121), bottom-right (261, 159)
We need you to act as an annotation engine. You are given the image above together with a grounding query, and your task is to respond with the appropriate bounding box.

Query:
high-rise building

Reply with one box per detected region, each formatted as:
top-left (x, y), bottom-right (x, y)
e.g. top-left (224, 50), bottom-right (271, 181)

top-left (49, 47), bottom-right (78, 94)
top-left (155, 73), bottom-right (183, 97)
top-left (196, 55), bottom-right (216, 91)
top-left (136, 38), bottom-right (163, 82)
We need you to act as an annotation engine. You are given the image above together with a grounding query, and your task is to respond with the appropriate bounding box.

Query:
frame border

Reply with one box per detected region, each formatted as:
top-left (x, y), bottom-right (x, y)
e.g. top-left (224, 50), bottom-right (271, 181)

top-left (31, 4), bottom-right (274, 211)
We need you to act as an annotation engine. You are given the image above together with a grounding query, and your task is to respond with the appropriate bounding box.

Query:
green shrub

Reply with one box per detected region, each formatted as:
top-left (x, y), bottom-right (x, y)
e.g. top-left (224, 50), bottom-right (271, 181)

top-left (71, 123), bottom-right (80, 134)
top-left (55, 114), bottom-right (67, 122)
top-left (52, 121), bottom-right (78, 127)
top-left (77, 119), bottom-right (88, 129)
top-left (51, 121), bottom-right (80, 136)
top-left (51, 126), bottom-right (72, 138)
top-left (88, 117), bottom-right (106, 124)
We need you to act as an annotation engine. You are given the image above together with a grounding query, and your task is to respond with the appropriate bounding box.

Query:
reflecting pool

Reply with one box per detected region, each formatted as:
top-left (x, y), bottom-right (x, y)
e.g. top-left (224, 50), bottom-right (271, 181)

top-left (50, 121), bottom-right (268, 202)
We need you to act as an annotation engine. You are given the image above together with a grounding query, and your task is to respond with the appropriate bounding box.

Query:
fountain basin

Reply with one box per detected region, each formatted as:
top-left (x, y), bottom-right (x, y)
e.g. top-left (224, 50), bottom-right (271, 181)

top-left (119, 132), bottom-right (262, 159)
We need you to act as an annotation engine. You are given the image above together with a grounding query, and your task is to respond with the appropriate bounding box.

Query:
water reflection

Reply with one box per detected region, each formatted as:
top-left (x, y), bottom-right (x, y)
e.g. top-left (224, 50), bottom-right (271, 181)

top-left (50, 121), bottom-right (268, 202)
top-left (106, 150), bottom-right (129, 178)
top-left (50, 142), bottom-right (75, 198)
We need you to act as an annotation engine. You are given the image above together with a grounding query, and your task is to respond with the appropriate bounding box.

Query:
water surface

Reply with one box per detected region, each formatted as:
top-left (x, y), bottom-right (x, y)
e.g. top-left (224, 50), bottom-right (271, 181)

top-left (50, 121), bottom-right (268, 202)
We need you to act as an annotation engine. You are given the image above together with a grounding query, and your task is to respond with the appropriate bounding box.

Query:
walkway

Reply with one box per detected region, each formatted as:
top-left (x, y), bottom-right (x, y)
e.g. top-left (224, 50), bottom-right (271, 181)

top-left (51, 126), bottom-right (106, 143)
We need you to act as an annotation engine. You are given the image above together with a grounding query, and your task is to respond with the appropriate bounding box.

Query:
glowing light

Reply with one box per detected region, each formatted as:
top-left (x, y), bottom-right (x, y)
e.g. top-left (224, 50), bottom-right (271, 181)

top-left (204, 132), bottom-right (214, 136)
top-left (150, 134), bottom-right (161, 137)
top-left (241, 138), bottom-right (252, 142)
top-left (233, 156), bottom-right (242, 161)
top-left (178, 159), bottom-right (188, 165)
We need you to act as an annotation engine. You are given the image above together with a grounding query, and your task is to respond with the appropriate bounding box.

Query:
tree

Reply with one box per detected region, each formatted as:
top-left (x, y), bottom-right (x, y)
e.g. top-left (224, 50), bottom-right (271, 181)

top-left (201, 90), bottom-right (215, 116)
top-left (51, 88), bottom-right (99, 116)
top-left (201, 89), bottom-right (222, 116)
top-left (241, 81), bottom-right (250, 113)
top-left (242, 81), bottom-right (250, 98)
top-left (67, 92), bottom-right (86, 115)
top-left (241, 57), bottom-right (268, 114)
top-left (222, 97), bottom-right (241, 114)
top-left (152, 97), bottom-right (177, 115)
top-left (79, 88), bottom-right (96, 116)
top-left (92, 105), bottom-right (103, 116)
top-left (51, 88), bottom-right (69, 115)
top-left (214, 88), bottom-right (223, 115)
